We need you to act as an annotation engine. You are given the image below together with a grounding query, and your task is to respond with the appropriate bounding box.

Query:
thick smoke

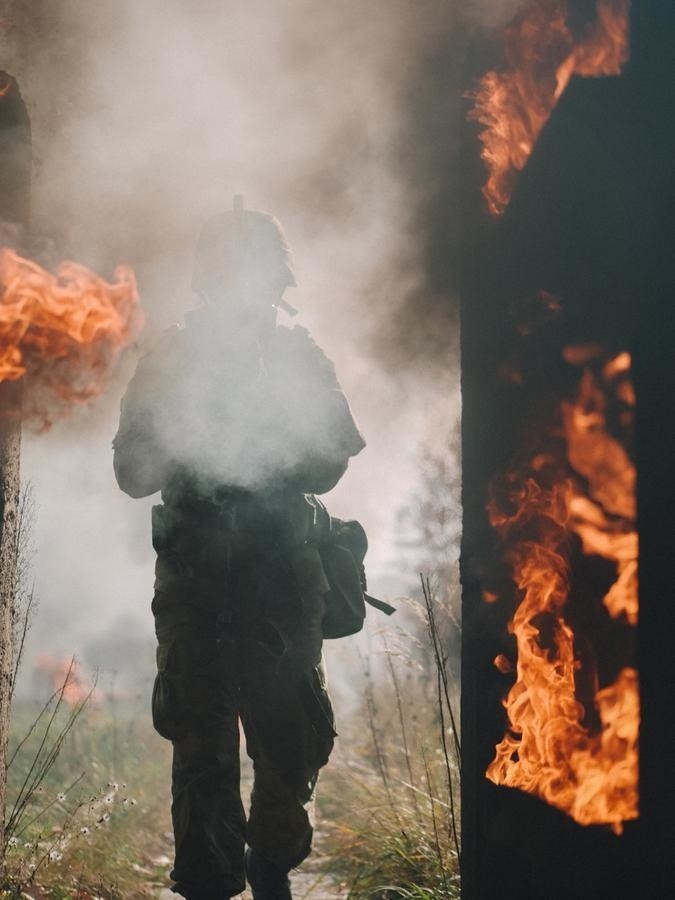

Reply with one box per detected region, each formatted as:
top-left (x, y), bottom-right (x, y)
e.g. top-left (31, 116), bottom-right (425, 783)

top-left (1, 0), bottom-right (462, 684)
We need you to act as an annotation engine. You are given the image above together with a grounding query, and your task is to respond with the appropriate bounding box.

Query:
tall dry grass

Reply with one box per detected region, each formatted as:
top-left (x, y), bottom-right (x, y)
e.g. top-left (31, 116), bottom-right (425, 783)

top-left (318, 576), bottom-right (461, 899)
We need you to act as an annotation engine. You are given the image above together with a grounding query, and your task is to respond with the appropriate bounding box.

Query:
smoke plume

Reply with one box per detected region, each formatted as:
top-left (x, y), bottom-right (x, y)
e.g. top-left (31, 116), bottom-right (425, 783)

top-left (1, 0), bottom-right (462, 682)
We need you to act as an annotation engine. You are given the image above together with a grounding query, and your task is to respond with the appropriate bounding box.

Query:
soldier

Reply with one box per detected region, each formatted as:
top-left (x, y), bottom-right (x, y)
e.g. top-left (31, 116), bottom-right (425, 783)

top-left (113, 199), bottom-right (365, 899)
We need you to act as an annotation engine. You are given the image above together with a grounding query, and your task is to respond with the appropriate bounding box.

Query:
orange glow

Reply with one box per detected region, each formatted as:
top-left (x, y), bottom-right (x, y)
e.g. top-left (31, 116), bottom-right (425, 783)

top-left (0, 248), bottom-right (142, 423)
top-left (34, 655), bottom-right (94, 707)
top-left (468, 0), bottom-right (630, 215)
top-left (486, 351), bottom-right (638, 831)
top-left (494, 653), bottom-right (513, 674)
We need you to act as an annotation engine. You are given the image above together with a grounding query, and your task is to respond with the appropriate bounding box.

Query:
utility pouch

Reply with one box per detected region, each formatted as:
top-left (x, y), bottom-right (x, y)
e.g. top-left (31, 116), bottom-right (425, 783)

top-left (298, 666), bottom-right (338, 741)
top-left (151, 640), bottom-right (182, 742)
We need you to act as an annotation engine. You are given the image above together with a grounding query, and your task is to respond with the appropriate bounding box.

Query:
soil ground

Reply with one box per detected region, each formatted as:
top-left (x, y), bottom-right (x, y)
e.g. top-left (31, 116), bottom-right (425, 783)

top-left (155, 834), bottom-right (342, 899)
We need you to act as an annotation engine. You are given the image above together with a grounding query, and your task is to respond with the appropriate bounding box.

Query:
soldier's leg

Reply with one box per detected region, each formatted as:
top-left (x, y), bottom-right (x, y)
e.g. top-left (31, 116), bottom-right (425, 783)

top-left (240, 590), bottom-right (336, 872)
top-left (153, 624), bottom-right (247, 898)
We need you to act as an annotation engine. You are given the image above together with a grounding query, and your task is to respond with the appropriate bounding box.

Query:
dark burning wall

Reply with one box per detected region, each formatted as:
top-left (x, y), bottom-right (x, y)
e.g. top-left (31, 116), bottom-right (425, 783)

top-left (460, 2), bottom-right (675, 898)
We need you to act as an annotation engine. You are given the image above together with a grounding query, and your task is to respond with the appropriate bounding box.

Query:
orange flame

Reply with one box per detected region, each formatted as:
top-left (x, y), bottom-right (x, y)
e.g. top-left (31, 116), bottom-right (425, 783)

top-left (34, 654), bottom-right (93, 707)
top-left (468, 0), bottom-right (630, 215)
top-left (486, 351), bottom-right (639, 831)
top-left (563, 361), bottom-right (638, 624)
top-left (0, 248), bottom-right (142, 424)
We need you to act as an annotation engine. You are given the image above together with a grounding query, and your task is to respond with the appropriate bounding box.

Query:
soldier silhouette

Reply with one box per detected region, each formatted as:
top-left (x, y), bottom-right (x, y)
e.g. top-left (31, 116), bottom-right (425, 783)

top-left (113, 197), bottom-right (365, 899)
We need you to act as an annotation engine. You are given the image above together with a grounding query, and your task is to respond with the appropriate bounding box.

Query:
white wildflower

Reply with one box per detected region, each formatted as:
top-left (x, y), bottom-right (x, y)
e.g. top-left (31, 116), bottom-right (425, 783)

top-left (7, 836), bottom-right (18, 847)
top-left (57, 792), bottom-right (66, 802)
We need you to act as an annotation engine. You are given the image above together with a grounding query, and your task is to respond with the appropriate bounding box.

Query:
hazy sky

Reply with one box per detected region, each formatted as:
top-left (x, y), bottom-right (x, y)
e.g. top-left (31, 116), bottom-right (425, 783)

top-left (2, 0), bottom-right (464, 687)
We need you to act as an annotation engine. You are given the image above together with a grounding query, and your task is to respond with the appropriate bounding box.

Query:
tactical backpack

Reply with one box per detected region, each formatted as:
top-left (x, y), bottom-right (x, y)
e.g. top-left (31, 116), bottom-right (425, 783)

top-left (316, 511), bottom-right (395, 639)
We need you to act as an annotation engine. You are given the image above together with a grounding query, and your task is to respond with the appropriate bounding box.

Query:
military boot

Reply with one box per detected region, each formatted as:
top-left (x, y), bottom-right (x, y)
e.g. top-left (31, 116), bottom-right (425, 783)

top-left (245, 847), bottom-right (293, 900)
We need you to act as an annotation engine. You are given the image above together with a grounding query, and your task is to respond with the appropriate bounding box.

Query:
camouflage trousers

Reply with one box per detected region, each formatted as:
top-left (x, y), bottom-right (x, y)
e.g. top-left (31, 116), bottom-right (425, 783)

top-left (151, 550), bottom-right (336, 899)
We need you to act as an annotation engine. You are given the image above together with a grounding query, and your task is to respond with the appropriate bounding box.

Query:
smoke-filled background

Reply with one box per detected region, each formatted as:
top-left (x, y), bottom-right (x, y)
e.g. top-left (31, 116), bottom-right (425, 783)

top-left (0, 0), bottom-right (476, 696)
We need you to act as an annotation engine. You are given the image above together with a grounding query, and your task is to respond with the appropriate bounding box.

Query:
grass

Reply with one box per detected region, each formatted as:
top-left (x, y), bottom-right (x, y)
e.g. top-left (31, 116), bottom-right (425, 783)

top-left (3, 692), bottom-right (174, 899)
top-left (317, 579), bottom-right (461, 899)
top-left (1, 581), bottom-right (460, 899)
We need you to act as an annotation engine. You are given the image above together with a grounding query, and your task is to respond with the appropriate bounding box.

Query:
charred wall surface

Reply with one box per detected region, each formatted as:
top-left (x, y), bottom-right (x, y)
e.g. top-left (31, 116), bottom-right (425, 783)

top-left (460, 3), bottom-right (675, 898)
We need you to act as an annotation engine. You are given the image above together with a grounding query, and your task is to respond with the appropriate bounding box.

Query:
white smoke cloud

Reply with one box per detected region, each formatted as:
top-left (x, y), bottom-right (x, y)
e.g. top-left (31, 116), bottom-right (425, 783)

top-left (462, 0), bottom-right (526, 28)
top-left (5, 0), bottom-right (460, 681)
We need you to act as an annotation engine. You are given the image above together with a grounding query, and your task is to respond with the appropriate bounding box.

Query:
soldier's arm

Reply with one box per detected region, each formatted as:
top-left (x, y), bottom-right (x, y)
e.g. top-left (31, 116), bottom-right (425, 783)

top-left (112, 329), bottom-right (179, 498)
top-left (295, 390), bottom-right (365, 493)
top-left (286, 327), bottom-right (366, 494)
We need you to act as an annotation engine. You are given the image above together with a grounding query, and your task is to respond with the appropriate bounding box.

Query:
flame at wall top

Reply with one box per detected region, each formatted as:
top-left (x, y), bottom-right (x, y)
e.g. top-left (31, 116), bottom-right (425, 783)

top-left (468, 0), bottom-right (630, 216)
top-left (0, 249), bottom-right (143, 426)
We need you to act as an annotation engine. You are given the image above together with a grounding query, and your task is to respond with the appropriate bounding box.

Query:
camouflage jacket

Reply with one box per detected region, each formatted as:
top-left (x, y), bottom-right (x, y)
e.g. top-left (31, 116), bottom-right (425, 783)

top-left (113, 307), bottom-right (365, 537)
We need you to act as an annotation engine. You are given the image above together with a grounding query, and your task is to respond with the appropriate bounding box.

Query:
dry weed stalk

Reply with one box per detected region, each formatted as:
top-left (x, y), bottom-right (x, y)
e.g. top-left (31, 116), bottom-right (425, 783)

top-left (420, 575), bottom-right (460, 865)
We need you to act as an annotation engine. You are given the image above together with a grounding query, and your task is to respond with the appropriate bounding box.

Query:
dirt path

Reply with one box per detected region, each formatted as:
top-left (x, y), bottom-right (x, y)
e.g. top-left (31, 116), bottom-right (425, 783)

top-left (154, 830), bottom-right (344, 899)
top-left (155, 760), bottom-right (344, 899)
top-left (157, 855), bottom-right (342, 899)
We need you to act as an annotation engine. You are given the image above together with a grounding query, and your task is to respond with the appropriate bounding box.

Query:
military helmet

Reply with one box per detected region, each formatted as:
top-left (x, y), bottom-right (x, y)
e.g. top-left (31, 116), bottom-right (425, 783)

top-left (192, 196), bottom-right (296, 304)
